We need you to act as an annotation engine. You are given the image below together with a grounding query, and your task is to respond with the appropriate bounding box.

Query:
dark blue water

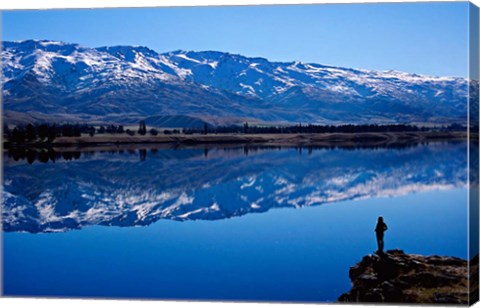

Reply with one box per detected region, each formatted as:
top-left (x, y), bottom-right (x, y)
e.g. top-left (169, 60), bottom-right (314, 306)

top-left (2, 142), bottom-right (469, 302)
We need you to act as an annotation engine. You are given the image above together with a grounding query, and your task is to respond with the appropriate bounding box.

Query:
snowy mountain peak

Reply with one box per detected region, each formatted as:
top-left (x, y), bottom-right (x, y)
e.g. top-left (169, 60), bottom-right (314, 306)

top-left (1, 40), bottom-right (470, 125)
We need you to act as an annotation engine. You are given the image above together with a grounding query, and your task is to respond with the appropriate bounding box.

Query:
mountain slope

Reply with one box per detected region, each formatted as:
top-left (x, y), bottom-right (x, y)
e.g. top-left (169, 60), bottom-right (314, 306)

top-left (1, 40), bottom-right (469, 125)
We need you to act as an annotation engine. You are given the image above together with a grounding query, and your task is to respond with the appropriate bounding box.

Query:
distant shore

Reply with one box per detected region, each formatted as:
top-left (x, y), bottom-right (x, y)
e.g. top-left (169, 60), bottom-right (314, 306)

top-left (3, 131), bottom-right (471, 149)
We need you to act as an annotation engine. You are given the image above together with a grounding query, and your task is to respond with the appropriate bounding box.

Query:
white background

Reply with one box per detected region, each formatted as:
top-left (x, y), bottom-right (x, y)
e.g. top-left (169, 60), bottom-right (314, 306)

top-left (0, 0), bottom-right (479, 308)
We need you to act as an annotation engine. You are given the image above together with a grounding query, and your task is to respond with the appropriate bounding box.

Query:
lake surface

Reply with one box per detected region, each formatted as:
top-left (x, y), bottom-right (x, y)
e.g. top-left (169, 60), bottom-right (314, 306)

top-left (2, 142), bottom-right (469, 302)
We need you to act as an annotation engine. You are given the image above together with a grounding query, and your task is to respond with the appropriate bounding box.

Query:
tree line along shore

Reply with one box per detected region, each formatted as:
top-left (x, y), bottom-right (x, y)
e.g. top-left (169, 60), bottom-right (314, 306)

top-left (2, 121), bottom-right (472, 148)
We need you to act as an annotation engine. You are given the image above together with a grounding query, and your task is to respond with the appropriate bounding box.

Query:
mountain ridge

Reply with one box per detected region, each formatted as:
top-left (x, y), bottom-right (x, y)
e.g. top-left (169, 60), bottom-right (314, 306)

top-left (1, 39), bottom-right (470, 126)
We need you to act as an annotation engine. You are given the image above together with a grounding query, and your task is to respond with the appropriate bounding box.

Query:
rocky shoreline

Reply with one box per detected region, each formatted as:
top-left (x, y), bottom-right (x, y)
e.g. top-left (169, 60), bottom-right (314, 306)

top-left (338, 249), bottom-right (478, 304)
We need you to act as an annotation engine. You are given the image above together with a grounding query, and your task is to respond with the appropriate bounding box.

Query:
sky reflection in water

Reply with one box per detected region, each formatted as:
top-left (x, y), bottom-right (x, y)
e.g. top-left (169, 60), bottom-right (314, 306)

top-left (2, 142), bottom-right (468, 301)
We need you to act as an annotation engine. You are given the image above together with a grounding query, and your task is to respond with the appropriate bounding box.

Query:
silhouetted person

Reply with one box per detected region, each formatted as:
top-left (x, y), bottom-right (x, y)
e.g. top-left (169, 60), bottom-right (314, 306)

top-left (375, 216), bottom-right (388, 253)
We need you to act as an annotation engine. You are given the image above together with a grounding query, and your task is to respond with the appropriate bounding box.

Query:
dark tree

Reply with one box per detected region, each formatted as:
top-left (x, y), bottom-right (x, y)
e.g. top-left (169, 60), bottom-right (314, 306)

top-left (47, 125), bottom-right (57, 142)
top-left (138, 120), bottom-right (147, 135)
top-left (10, 127), bottom-right (25, 143)
top-left (73, 124), bottom-right (81, 137)
top-left (88, 127), bottom-right (96, 137)
top-left (243, 122), bottom-right (249, 134)
top-left (61, 124), bottom-right (81, 137)
top-left (26, 124), bottom-right (36, 141)
top-left (37, 124), bottom-right (50, 140)
top-left (149, 128), bottom-right (159, 136)
top-left (106, 125), bottom-right (117, 134)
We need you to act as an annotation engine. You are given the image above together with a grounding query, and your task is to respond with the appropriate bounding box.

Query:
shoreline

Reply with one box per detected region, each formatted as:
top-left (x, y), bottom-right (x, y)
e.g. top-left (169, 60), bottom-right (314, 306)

top-left (338, 249), bottom-right (477, 304)
top-left (3, 131), bottom-right (471, 149)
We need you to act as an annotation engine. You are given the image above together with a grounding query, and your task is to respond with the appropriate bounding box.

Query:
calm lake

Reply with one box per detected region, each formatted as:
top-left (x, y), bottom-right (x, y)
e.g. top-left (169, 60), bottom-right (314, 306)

top-left (2, 141), bottom-right (468, 302)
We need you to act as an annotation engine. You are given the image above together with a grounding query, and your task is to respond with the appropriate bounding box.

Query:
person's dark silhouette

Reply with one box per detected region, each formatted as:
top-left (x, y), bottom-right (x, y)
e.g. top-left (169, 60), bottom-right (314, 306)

top-left (375, 216), bottom-right (388, 253)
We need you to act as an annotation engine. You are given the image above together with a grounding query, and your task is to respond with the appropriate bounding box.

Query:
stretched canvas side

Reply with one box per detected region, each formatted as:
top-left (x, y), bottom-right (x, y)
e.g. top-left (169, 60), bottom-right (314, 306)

top-left (469, 2), bottom-right (480, 306)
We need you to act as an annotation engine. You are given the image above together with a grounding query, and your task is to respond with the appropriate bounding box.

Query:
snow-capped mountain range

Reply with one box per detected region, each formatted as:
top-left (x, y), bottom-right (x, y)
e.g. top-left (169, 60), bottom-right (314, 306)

top-left (1, 40), bottom-right (469, 125)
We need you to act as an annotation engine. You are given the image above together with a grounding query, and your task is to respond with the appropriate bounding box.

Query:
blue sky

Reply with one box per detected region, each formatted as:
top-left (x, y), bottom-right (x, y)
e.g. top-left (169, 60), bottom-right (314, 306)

top-left (2, 2), bottom-right (470, 77)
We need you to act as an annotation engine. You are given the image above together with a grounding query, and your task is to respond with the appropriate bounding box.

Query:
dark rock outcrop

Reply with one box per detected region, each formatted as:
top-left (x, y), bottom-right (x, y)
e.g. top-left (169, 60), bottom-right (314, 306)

top-left (338, 249), bottom-right (473, 304)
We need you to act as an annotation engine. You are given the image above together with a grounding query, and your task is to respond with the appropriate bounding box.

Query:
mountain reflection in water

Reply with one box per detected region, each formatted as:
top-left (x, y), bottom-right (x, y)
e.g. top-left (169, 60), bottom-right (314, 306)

top-left (2, 142), bottom-right (467, 233)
